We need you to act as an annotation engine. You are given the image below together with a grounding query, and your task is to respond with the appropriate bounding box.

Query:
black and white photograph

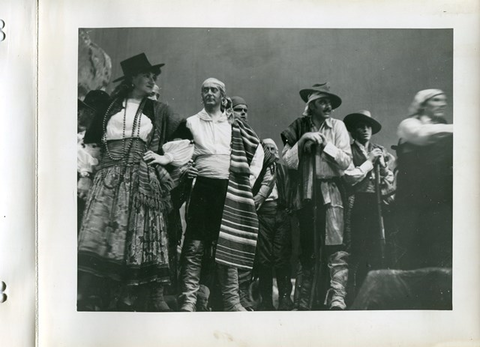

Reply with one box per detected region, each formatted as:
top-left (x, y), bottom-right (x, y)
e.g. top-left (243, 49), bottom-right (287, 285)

top-left (76, 27), bottom-right (453, 312)
top-left (33, 1), bottom-right (479, 346)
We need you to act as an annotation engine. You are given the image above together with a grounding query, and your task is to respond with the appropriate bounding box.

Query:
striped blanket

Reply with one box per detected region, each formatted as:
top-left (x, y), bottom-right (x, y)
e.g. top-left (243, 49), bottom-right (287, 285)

top-left (215, 118), bottom-right (260, 269)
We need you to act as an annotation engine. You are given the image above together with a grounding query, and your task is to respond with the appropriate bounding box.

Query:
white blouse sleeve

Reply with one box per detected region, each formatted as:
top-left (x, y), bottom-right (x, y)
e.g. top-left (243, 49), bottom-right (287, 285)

top-left (77, 132), bottom-right (100, 174)
top-left (397, 118), bottom-right (453, 146)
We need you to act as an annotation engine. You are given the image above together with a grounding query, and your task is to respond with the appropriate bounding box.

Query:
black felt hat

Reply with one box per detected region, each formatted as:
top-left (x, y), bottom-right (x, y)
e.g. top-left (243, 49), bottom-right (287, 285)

top-left (343, 110), bottom-right (382, 134)
top-left (113, 53), bottom-right (165, 83)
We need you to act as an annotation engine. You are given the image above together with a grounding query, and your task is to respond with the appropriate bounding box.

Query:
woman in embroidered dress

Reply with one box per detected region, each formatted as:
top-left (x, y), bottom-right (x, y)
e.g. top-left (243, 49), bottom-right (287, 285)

top-left (77, 53), bottom-right (181, 311)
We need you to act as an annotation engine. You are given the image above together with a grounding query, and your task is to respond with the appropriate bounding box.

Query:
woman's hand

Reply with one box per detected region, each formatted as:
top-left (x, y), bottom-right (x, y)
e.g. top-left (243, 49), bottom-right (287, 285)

top-left (78, 177), bottom-right (93, 200)
top-left (143, 150), bottom-right (171, 166)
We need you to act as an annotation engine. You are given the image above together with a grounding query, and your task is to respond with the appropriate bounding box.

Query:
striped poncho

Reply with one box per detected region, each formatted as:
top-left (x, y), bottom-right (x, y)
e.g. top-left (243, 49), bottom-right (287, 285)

top-left (215, 118), bottom-right (261, 270)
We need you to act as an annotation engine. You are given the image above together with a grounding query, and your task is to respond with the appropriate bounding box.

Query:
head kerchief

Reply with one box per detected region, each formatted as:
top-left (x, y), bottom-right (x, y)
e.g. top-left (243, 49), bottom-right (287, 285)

top-left (262, 138), bottom-right (278, 150)
top-left (408, 89), bottom-right (445, 116)
top-left (202, 78), bottom-right (226, 95)
top-left (302, 92), bottom-right (330, 116)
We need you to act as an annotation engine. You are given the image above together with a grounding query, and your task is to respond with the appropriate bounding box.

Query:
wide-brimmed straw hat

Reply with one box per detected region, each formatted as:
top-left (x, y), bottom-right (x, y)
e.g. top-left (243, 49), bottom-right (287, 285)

top-left (78, 90), bottom-right (110, 112)
top-left (299, 82), bottom-right (342, 109)
top-left (343, 110), bottom-right (382, 134)
top-left (113, 53), bottom-right (165, 83)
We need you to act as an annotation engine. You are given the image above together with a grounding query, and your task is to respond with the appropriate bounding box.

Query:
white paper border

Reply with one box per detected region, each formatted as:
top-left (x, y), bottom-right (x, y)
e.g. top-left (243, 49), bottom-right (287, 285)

top-left (38, 1), bottom-right (480, 346)
top-left (0, 1), bottom-right (36, 346)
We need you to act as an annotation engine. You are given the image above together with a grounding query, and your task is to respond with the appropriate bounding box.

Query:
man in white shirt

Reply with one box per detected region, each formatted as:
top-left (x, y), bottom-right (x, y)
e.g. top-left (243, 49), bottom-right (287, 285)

top-left (281, 83), bottom-right (352, 310)
top-left (177, 78), bottom-right (263, 311)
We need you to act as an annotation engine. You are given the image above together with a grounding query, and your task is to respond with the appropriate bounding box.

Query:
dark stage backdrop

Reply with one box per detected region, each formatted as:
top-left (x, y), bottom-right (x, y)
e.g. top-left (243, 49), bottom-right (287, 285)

top-left (85, 28), bottom-right (453, 149)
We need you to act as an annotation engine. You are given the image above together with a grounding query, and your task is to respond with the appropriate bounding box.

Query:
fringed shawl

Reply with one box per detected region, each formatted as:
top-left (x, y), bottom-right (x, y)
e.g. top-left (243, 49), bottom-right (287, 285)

top-left (215, 118), bottom-right (261, 270)
top-left (94, 97), bottom-right (181, 212)
top-left (281, 115), bottom-right (315, 210)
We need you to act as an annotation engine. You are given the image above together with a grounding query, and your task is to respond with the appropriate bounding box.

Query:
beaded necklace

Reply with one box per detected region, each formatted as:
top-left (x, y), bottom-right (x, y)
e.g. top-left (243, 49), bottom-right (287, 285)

top-left (101, 97), bottom-right (145, 186)
top-left (102, 98), bottom-right (143, 163)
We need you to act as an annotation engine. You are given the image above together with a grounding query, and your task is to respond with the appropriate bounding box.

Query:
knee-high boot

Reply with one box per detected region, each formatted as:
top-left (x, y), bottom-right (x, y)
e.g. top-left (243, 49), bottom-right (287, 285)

top-left (324, 250), bottom-right (349, 310)
top-left (145, 283), bottom-right (171, 312)
top-left (178, 239), bottom-right (204, 312)
top-left (294, 264), bottom-right (313, 310)
top-left (276, 267), bottom-right (294, 311)
top-left (238, 268), bottom-right (254, 310)
top-left (257, 265), bottom-right (275, 311)
top-left (217, 264), bottom-right (246, 311)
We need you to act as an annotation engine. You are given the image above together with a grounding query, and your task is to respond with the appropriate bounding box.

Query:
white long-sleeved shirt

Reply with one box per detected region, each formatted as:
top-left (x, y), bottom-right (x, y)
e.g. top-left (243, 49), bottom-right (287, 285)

top-left (343, 140), bottom-right (394, 193)
top-left (282, 117), bottom-right (351, 178)
top-left (186, 109), bottom-right (263, 184)
top-left (397, 116), bottom-right (453, 146)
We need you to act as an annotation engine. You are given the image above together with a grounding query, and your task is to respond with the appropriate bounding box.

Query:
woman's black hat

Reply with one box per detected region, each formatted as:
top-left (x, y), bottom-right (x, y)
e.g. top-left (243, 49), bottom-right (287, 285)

top-left (113, 53), bottom-right (165, 83)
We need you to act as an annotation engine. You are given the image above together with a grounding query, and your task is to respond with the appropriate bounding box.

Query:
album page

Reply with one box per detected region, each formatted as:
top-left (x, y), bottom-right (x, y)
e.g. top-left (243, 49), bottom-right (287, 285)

top-left (0, 0), bottom-right (36, 346)
top-left (37, 0), bottom-right (480, 346)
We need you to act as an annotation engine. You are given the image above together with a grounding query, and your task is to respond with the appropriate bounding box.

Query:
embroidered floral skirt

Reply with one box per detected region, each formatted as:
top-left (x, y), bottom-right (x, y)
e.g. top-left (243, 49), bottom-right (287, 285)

top-left (78, 162), bottom-right (170, 286)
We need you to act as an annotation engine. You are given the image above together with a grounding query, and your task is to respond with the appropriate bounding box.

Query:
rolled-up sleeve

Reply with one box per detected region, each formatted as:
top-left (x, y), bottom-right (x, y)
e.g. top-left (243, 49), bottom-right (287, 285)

top-left (323, 121), bottom-right (352, 170)
top-left (344, 160), bottom-right (374, 186)
top-left (282, 143), bottom-right (299, 170)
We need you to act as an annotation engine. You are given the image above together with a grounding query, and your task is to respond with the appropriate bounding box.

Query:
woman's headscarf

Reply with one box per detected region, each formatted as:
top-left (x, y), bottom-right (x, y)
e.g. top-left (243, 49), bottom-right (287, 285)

top-left (408, 89), bottom-right (445, 116)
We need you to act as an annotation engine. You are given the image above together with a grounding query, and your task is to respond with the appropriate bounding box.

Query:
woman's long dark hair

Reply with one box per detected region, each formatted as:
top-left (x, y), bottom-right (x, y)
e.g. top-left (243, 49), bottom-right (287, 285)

top-left (111, 71), bottom-right (159, 101)
top-left (110, 76), bottom-right (134, 101)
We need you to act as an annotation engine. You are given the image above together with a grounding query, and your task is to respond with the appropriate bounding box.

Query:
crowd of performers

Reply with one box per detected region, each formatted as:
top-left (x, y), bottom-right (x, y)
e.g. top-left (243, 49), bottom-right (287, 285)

top-left (77, 53), bottom-right (453, 311)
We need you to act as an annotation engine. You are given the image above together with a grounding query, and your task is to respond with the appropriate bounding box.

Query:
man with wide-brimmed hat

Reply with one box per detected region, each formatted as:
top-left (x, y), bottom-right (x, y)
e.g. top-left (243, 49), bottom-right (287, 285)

top-left (281, 83), bottom-right (352, 310)
top-left (343, 110), bottom-right (395, 301)
top-left (176, 78), bottom-right (264, 312)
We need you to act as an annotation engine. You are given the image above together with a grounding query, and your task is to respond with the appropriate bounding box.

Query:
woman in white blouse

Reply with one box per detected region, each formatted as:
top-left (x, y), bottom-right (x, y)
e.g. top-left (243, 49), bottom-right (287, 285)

top-left (77, 53), bottom-right (181, 311)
